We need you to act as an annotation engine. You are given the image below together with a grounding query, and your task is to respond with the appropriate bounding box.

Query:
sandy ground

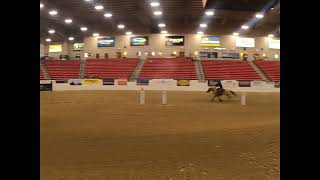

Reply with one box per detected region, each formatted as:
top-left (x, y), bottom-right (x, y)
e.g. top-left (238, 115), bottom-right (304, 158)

top-left (40, 90), bottom-right (280, 180)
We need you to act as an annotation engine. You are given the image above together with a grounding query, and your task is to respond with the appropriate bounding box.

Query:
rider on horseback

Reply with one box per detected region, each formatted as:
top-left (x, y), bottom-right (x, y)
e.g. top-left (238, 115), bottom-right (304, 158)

top-left (215, 80), bottom-right (224, 96)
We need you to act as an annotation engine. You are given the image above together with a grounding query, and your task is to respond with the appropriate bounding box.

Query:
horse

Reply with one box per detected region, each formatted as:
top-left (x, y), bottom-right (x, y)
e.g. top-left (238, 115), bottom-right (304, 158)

top-left (207, 86), bottom-right (237, 102)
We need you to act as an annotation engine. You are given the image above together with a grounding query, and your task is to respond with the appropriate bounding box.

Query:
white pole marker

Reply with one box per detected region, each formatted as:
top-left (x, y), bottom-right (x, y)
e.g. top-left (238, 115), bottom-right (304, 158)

top-left (241, 92), bottom-right (246, 106)
top-left (140, 88), bottom-right (145, 104)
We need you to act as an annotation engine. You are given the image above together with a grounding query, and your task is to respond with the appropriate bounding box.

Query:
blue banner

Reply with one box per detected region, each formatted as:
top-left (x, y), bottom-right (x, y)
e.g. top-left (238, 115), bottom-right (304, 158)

top-left (201, 36), bottom-right (220, 47)
top-left (137, 79), bottom-right (149, 85)
top-left (97, 37), bottom-right (115, 47)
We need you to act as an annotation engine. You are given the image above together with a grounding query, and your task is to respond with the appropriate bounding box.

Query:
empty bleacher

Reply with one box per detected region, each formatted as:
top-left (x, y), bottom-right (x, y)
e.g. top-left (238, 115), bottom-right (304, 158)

top-left (84, 58), bottom-right (139, 79)
top-left (254, 60), bottom-right (280, 81)
top-left (138, 58), bottom-right (198, 80)
top-left (45, 60), bottom-right (80, 80)
top-left (40, 69), bottom-right (45, 80)
top-left (201, 60), bottom-right (261, 80)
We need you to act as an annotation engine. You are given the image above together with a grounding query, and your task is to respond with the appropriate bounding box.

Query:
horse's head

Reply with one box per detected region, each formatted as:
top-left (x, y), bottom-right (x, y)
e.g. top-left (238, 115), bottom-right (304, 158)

top-left (207, 87), bottom-right (214, 93)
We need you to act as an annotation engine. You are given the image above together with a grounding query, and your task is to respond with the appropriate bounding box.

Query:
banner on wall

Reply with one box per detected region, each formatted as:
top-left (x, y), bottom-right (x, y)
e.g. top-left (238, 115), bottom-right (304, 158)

top-left (97, 37), bottom-right (115, 47)
top-left (40, 82), bottom-right (52, 91)
top-left (274, 81), bottom-right (280, 88)
top-left (165, 36), bottom-right (184, 46)
top-left (55, 80), bottom-right (68, 83)
top-left (236, 37), bottom-right (255, 47)
top-left (49, 44), bottom-right (63, 53)
top-left (269, 39), bottom-right (280, 49)
top-left (117, 79), bottom-right (128, 85)
top-left (82, 79), bottom-right (102, 85)
top-left (201, 36), bottom-right (221, 47)
top-left (68, 79), bottom-right (82, 85)
top-left (177, 80), bottom-right (190, 86)
top-left (137, 79), bottom-right (149, 85)
top-left (130, 36), bottom-right (149, 46)
top-left (103, 79), bottom-right (115, 85)
top-left (73, 43), bottom-right (84, 51)
top-left (221, 52), bottom-right (240, 59)
top-left (238, 80), bottom-right (251, 87)
top-left (200, 52), bottom-right (218, 59)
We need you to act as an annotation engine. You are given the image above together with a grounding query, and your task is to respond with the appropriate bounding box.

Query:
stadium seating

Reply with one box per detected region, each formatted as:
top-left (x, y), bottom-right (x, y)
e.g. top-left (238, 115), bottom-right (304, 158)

top-left (40, 69), bottom-right (44, 80)
top-left (254, 60), bottom-right (280, 81)
top-left (201, 60), bottom-right (261, 80)
top-left (84, 58), bottom-right (139, 79)
top-left (138, 58), bottom-right (198, 80)
top-left (45, 60), bottom-right (80, 80)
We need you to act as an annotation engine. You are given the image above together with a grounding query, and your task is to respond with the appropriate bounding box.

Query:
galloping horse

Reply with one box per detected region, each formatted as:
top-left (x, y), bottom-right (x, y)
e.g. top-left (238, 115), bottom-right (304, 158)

top-left (207, 86), bottom-right (237, 102)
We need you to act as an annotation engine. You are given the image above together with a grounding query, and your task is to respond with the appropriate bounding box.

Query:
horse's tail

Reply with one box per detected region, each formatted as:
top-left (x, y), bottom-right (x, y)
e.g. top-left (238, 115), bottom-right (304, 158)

top-left (230, 91), bottom-right (237, 96)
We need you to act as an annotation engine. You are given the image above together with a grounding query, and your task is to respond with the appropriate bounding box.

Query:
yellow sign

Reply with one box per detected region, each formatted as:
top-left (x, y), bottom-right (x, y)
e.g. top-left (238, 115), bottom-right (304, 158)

top-left (48, 44), bottom-right (63, 53)
top-left (177, 80), bottom-right (190, 86)
top-left (82, 79), bottom-right (102, 85)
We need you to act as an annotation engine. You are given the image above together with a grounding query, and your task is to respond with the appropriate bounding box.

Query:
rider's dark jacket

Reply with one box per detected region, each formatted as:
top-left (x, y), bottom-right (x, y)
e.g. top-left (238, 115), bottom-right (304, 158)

top-left (216, 81), bottom-right (223, 89)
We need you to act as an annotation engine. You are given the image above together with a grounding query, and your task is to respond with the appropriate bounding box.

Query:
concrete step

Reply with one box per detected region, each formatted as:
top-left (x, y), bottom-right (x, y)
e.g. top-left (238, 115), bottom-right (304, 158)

top-left (249, 61), bottom-right (271, 82)
top-left (40, 60), bottom-right (51, 80)
top-left (129, 59), bottom-right (145, 82)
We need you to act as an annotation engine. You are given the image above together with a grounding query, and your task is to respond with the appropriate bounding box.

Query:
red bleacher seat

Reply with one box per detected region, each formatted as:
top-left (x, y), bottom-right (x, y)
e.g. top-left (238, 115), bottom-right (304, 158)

top-left (138, 58), bottom-right (198, 80)
top-left (201, 60), bottom-right (261, 81)
top-left (254, 60), bottom-right (280, 81)
top-left (40, 69), bottom-right (44, 80)
top-left (45, 60), bottom-right (80, 80)
top-left (84, 58), bottom-right (139, 79)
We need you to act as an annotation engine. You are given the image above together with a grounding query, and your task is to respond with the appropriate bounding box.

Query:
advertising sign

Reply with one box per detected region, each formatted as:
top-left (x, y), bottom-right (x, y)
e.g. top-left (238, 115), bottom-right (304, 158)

top-left (137, 79), bottom-right (149, 85)
top-left (68, 79), bottom-right (82, 85)
top-left (236, 37), bottom-right (255, 47)
top-left (117, 79), bottom-right (128, 85)
top-left (221, 52), bottom-right (240, 59)
top-left (130, 36), bottom-right (149, 46)
top-left (165, 36), bottom-right (184, 46)
top-left (48, 44), bottom-right (63, 53)
top-left (200, 36), bottom-right (221, 47)
top-left (97, 37), bottom-right (115, 47)
top-left (238, 80), bottom-right (251, 87)
top-left (103, 79), bottom-right (115, 85)
top-left (82, 79), bottom-right (102, 85)
top-left (73, 43), bottom-right (84, 51)
top-left (269, 39), bottom-right (280, 49)
top-left (177, 80), bottom-right (190, 86)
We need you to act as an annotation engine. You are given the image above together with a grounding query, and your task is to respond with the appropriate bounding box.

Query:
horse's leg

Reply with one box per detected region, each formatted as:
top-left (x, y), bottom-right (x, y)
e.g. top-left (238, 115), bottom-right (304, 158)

top-left (211, 95), bottom-right (216, 102)
top-left (218, 95), bottom-right (223, 102)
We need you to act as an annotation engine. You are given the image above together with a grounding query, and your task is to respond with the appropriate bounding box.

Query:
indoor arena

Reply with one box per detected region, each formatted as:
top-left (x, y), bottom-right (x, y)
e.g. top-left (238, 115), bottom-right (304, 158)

top-left (40, 0), bottom-right (280, 179)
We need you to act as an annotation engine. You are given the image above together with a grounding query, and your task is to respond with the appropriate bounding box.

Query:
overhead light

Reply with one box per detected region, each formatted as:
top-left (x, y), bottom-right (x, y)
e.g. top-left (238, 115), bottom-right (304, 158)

top-left (197, 31), bottom-right (204, 34)
top-left (268, 34), bottom-right (274, 38)
top-left (154, 11), bottom-right (162, 16)
top-left (94, 5), bottom-right (104, 10)
top-left (49, 10), bottom-right (58, 16)
top-left (80, 27), bottom-right (88, 31)
top-left (126, 31), bottom-right (132, 35)
top-left (233, 32), bottom-right (239, 36)
top-left (205, 10), bottom-right (214, 16)
top-left (271, 7), bottom-right (274, 10)
top-left (199, 23), bottom-right (207, 28)
top-left (45, 38), bottom-right (51, 42)
top-left (84, 0), bottom-right (93, 2)
top-left (65, 19), bottom-right (73, 24)
top-left (118, 24), bottom-right (125, 29)
top-left (104, 13), bottom-right (113, 18)
top-left (241, 25), bottom-right (249, 30)
top-left (93, 33), bottom-right (100, 37)
top-left (40, 3), bottom-right (44, 9)
top-left (48, 29), bottom-right (55, 34)
top-left (150, 2), bottom-right (160, 7)
top-left (161, 30), bottom-right (168, 34)
top-left (158, 23), bottom-right (166, 28)
top-left (255, 14), bottom-right (264, 19)
top-left (68, 37), bottom-right (74, 41)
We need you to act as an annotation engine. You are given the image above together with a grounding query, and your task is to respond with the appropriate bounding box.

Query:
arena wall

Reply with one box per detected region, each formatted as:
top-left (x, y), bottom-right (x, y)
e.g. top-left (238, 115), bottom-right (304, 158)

top-left (44, 34), bottom-right (280, 60)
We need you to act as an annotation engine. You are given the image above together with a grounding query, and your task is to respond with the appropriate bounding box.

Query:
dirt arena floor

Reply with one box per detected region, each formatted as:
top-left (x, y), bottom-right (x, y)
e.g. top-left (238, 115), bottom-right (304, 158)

top-left (40, 90), bottom-right (280, 180)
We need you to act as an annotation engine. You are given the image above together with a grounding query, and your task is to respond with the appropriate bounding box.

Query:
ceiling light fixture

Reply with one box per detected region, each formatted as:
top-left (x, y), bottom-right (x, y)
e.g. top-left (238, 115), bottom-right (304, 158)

top-left (65, 19), bottom-right (73, 24)
top-left (118, 24), bottom-right (125, 29)
top-left (48, 29), bottom-right (55, 34)
top-left (40, 3), bottom-right (44, 9)
top-left (200, 23), bottom-right (207, 28)
top-left (93, 33), bottom-right (100, 37)
top-left (255, 14), bottom-right (264, 19)
top-left (150, 2), bottom-right (160, 7)
top-left (45, 38), bottom-right (51, 42)
top-left (158, 23), bottom-right (166, 28)
top-left (154, 11), bottom-right (162, 16)
top-left (126, 31), bottom-right (132, 35)
top-left (233, 32), bottom-right (239, 36)
top-left (49, 10), bottom-right (58, 16)
top-left (68, 37), bottom-right (74, 41)
top-left (161, 30), bottom-right (168, 34)
top-left (268, 34), bottom-right (274, 38)
top-left (197, 31), bottom-right (204, 34)
top-left (94, 5), bottom-right (104, 10)
top-left (205, 10), bottom-right (214, 16)
top-left (80, 27), bottom-right (88, 31)
top-left (241, 25), bottom-right (249, 30)
top-left (104, 13), bottom-right (112, 18)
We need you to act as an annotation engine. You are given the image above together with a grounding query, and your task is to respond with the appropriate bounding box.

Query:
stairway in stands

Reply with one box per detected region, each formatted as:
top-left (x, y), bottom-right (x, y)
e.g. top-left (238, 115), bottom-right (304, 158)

top-left (79, 59), bottom-right (86, 79)
top-left (40, 60), bottom-right (50, 80)
top-left (248, 61), bottom-right (271, 82)
top-left (194, 61), bottom-right (206, 82)
top-left (128, 58), bottom-right (145, 82)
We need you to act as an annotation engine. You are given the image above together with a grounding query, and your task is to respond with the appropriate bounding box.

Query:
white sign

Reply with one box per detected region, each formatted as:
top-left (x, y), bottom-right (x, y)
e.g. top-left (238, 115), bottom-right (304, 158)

top-left (48, 44), bottom-right (63, 53)
top-left (236, 37), bottom-right (255, 47)
top-left (269, 39), bottom-right (280, 49)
